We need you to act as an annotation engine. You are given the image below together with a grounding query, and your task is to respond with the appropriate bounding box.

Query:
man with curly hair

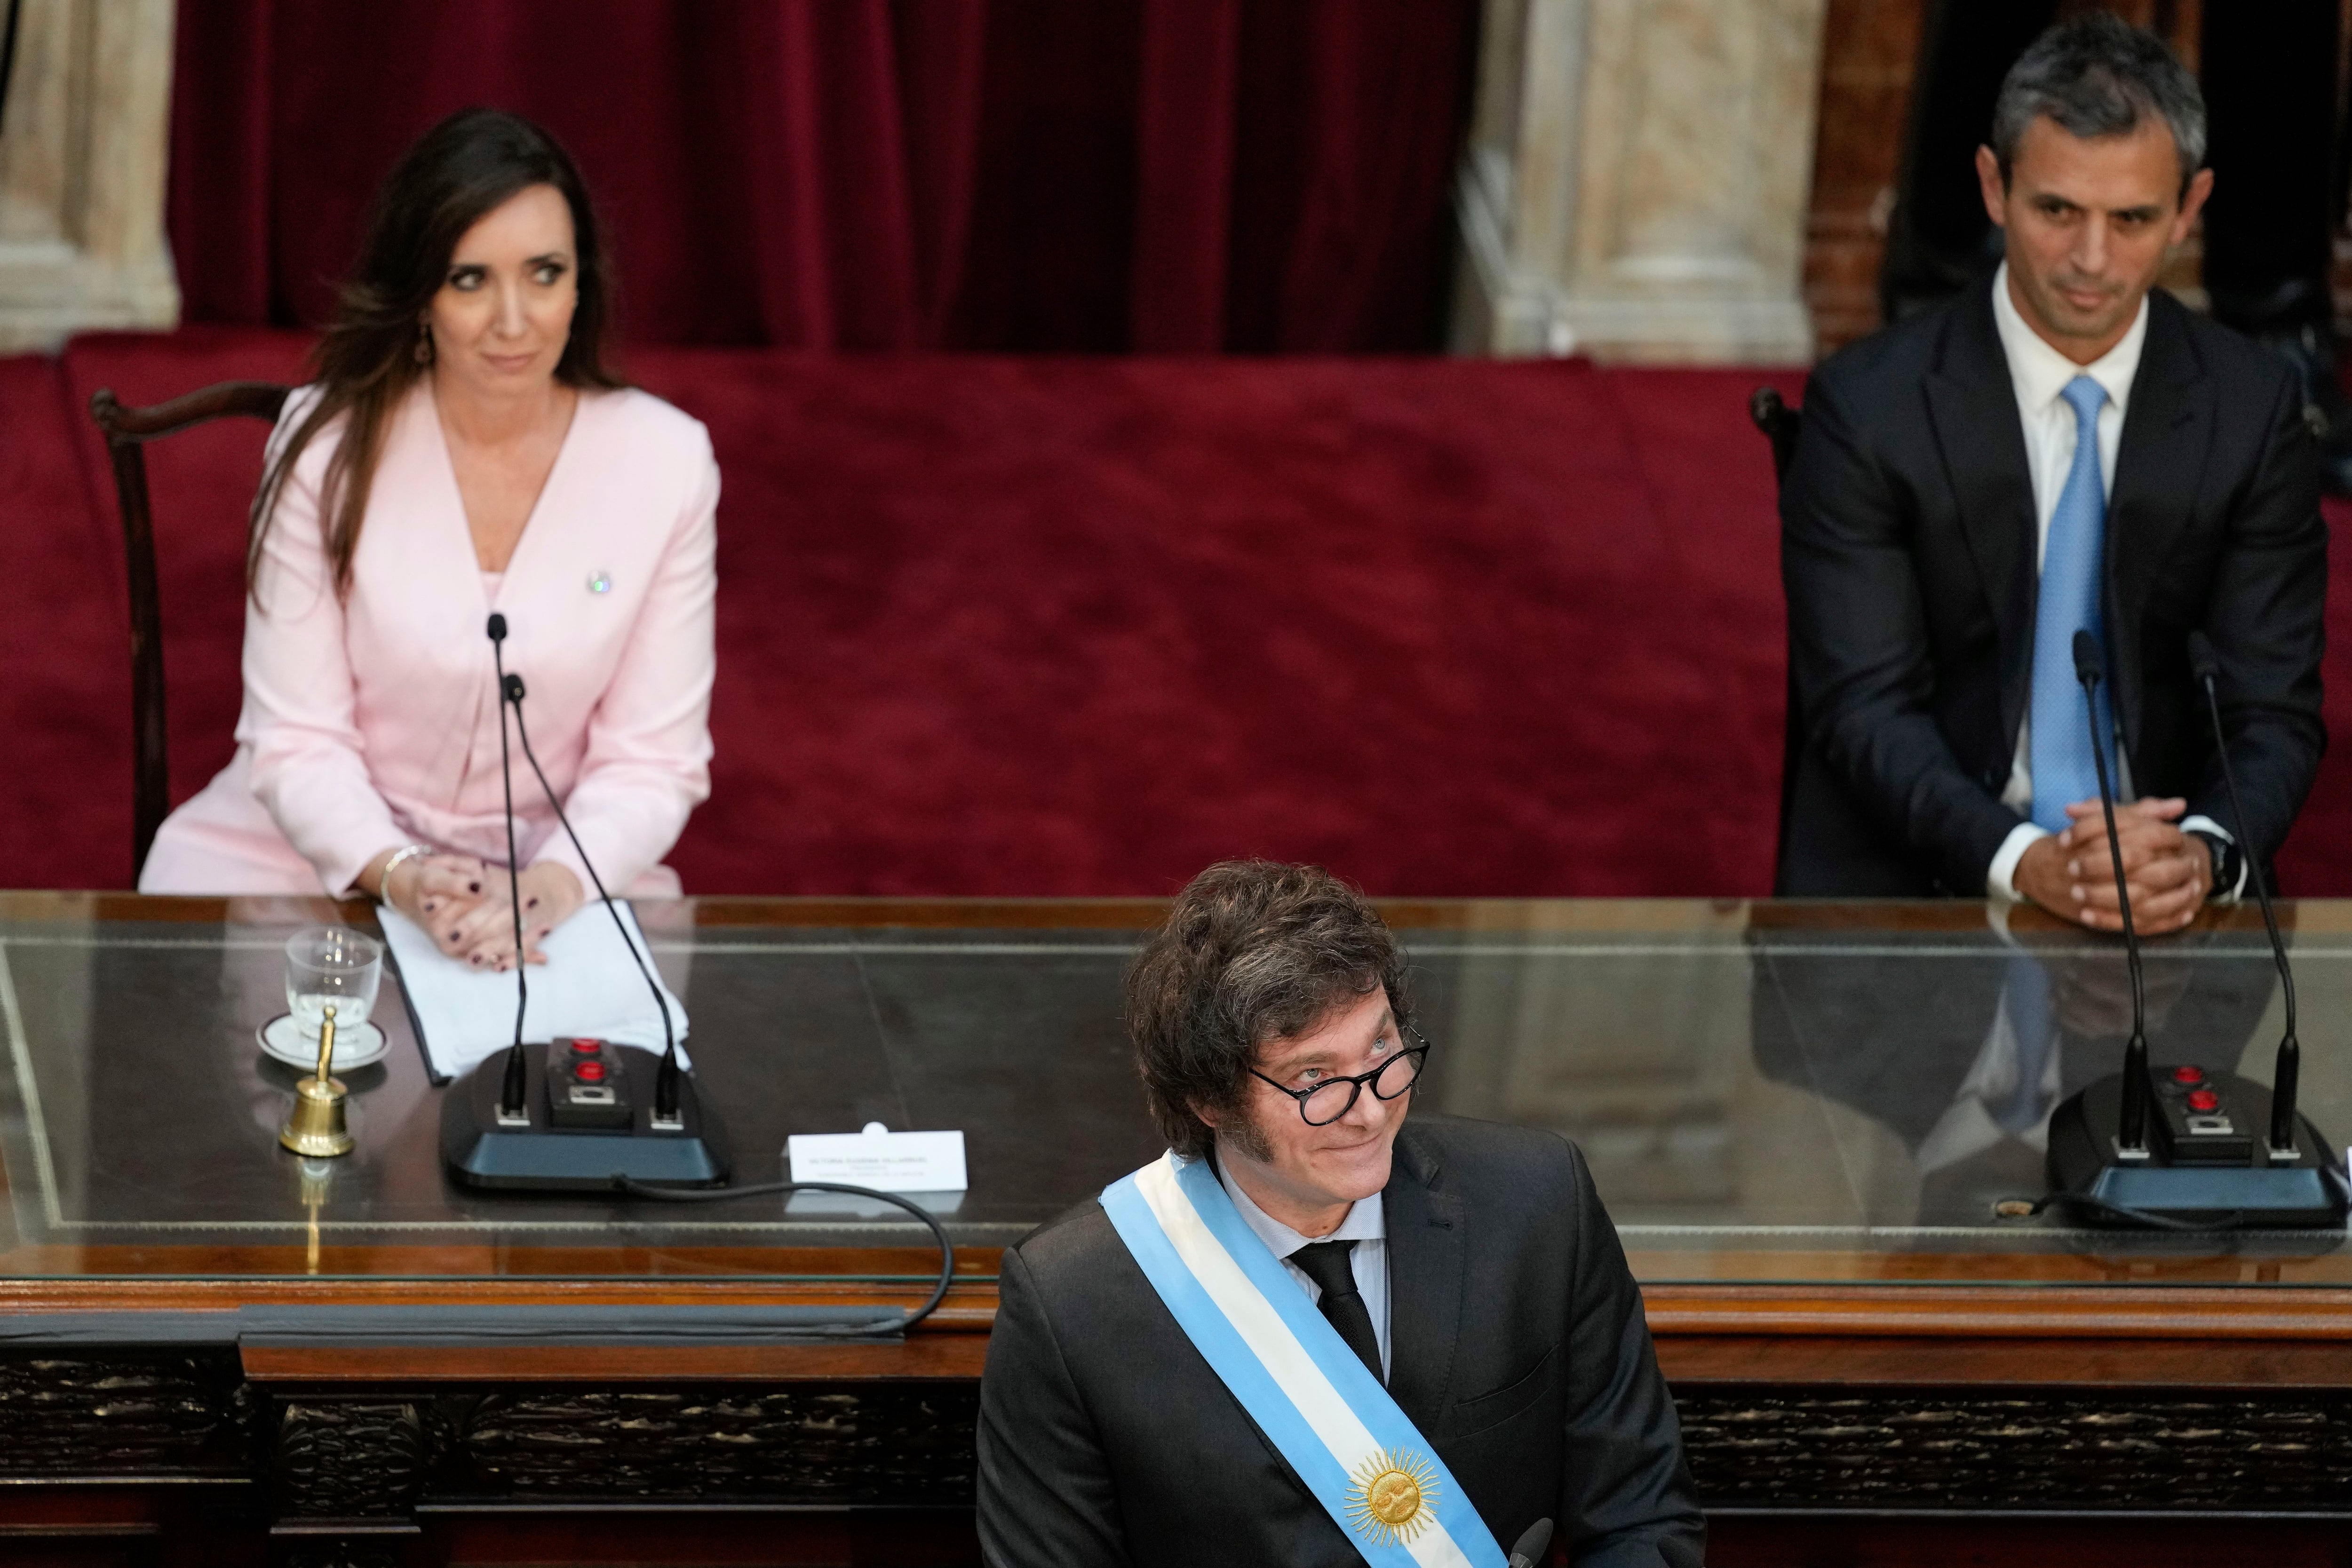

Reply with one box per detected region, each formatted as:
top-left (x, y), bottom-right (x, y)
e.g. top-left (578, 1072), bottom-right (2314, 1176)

top-left (976, 860), bottom-right (1700, 1568)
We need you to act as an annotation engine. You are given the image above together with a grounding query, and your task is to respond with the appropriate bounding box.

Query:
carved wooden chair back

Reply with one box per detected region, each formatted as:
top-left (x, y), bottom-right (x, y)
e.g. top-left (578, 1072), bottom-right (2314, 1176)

top-left (1750, 384), bottom-right (1806, 890)
top-left (87, 381), bottom-right (292, 880)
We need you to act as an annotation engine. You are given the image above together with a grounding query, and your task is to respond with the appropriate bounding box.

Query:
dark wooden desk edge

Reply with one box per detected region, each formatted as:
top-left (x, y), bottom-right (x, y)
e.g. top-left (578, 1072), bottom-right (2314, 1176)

top-left (1643, 1282), bottom-right (2352, 1389)
top-left (1639, 1281), bottom-right (2352, 1339)
top-left (238, 1335), bottom-right (996, 1383)
top-left (0, 1278), bottom-right (2349, 1385)
top-left (3, 1275), bottom-right (2344, 1324)
top-left (15, 888), bottom-right (2316, 934)
top-left (0, 1275), bottom-right (999, 1311)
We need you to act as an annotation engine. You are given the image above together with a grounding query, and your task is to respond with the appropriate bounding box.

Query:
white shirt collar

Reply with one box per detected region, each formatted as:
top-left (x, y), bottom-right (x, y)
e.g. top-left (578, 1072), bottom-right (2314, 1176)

top-left (1989, 260), bottom-right (2148, 420)
top-left (1189, 1148), bottom-right (1386, 1260)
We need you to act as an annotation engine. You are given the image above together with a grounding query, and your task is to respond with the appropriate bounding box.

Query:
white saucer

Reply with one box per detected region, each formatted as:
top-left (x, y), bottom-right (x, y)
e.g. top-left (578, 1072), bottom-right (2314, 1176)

top-left (258, 1014), bottom-right (389, 1072)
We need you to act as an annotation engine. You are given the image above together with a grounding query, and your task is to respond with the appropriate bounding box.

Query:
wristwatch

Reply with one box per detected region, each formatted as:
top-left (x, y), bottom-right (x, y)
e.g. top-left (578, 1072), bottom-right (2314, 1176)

top-left (2187, 830), bottom-right (2241, 897)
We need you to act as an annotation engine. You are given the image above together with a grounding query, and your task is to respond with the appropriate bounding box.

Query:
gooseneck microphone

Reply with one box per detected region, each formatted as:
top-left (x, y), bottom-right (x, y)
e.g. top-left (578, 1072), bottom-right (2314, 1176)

top-left (2187, 629), bottom-right (2301, 1156)
top-left (500, 666), bottom-right (684, 1124)
top-left (444, 613), bottom-right (729, 1191)
top-left (2073, 629), bottom-right (2151, 1155)
top-left (1507, 1518), bottom-right (1553, 1568)
top-left (487, 613), bottom-right (531, 1123)
top-left (445, 617), bottom-right (951, 1313)
top-left (2033, 635), bottom-right (2343, 1226)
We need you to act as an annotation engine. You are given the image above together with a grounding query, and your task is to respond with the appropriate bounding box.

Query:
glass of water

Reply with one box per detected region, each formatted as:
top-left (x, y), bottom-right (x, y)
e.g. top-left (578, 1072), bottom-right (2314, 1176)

top-left (285, 926), bottom-right (382, 1041)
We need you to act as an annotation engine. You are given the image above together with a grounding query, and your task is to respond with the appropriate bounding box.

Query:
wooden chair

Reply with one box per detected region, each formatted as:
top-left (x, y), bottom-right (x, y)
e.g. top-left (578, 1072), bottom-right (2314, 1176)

top-left (1748, 385), bottom-right (1802, 486)
top-left (1749, 385), bottom-right (1804, 891)
top-left (88, 381), bottom-right (292, 880)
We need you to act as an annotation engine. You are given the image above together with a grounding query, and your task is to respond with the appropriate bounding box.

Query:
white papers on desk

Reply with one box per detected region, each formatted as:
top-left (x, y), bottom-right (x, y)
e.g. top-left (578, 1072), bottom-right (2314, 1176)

top-left (380, 902), bottom-right (690, 1081)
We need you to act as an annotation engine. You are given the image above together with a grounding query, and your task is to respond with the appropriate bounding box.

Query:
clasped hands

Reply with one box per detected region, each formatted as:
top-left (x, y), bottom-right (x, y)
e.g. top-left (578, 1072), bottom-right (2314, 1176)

top-left (368, 848), bottom-right (585, 971)
top-left (2013, 796), bottom-right (2212, 934)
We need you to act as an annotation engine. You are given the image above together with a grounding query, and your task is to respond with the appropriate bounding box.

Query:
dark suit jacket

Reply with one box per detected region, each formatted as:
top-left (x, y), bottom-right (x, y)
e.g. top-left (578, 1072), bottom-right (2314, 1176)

top-left (1778, 278), bottom-right (2326, 896)
top-left (974, 1114), bottom-right (1703, 1568)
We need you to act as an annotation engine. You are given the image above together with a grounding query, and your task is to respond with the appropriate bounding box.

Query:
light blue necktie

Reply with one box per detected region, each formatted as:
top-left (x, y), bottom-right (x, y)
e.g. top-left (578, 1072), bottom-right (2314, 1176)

top-left (2028, 375), bottom-right (2118, 831)
top-left (1994, 953), bottom-right (2058, 1135)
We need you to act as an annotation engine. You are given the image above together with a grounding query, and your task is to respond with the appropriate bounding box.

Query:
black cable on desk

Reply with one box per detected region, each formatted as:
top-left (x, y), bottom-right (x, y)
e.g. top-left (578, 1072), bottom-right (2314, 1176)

top-left (613, 1177), bottom-right (957, 1331)
top-left (1997, 1192), bottom-right (2244, 1233)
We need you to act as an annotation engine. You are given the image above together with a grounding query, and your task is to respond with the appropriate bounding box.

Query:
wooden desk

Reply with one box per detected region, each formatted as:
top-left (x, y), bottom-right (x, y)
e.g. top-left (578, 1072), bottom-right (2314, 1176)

top-left (4, 892), bottom-right (2351, 1566)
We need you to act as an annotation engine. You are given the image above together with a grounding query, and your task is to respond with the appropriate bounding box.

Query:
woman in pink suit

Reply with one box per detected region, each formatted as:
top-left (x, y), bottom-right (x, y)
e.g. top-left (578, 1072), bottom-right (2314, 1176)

top-left (140, 110), bottom-right (717, 972)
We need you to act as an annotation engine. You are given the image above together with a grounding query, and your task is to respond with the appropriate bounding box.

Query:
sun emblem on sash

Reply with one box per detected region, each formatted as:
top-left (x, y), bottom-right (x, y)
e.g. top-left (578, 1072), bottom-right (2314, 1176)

top-left (1345, 1447), bottom-right (1440, 1544)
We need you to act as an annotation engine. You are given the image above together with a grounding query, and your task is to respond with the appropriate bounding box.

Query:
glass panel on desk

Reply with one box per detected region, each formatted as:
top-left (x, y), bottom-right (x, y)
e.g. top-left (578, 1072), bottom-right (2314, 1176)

top-left (0, 902), bottom-right (929, 1280)
top-left (1406, 902), bottom-right (2343, 1287)
top-left (0, 892), bottom-right (2343, 1285)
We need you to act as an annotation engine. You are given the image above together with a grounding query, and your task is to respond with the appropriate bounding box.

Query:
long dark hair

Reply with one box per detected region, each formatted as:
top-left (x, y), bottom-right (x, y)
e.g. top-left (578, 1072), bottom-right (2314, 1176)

top-left (248, 108), bottom-right (623, 603)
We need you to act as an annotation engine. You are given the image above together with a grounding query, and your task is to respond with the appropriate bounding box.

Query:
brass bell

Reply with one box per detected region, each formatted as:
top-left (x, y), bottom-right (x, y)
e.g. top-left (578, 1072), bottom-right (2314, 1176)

top-left (279, 1004), bottom-right (354, 1158)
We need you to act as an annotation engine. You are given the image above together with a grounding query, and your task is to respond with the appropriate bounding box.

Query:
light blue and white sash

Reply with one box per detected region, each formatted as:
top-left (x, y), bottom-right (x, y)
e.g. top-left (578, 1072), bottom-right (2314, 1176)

top-left (1100, 1152), bottom-right (1506, 1568)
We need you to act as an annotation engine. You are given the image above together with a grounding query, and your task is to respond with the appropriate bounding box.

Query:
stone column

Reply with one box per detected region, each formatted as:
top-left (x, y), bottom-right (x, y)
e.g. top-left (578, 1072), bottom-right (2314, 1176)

top-left (0, 0), bottom-right (181, 353)
top-left (1452, 0), bottom-right (1829, 364)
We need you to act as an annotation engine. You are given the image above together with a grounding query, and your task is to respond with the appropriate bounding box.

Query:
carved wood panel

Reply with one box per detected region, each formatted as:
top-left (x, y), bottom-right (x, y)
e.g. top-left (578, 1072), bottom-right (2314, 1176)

top-left (15, 1345), bottom-right (2352, 1534)
top-left (449, 1384), bottom-right (980, 1502)
top-left (244, 1380), bottom-right (985, 1520)
top-left (274, 1400), bottom-right (435, 1517)
top-left (0, 1351), bottom-right (246, 1473)
top-left (1680, 1389), bottom-right (2352, 1510)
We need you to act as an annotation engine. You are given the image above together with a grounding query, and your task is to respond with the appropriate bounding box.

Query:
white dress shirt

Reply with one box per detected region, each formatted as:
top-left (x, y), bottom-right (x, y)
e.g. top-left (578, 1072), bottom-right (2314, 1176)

top-left (1983, 265), bottom-right (2239, 901)
top-left (1913, 903), bottom-right (2070, 1168)
top-left (1214, 1157), bottom-right (1391, 1378)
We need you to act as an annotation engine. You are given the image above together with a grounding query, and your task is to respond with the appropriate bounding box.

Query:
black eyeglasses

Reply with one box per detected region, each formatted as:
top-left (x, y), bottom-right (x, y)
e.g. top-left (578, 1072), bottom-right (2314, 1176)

top-left (1249, 1026), bottom-right (1431, 1127)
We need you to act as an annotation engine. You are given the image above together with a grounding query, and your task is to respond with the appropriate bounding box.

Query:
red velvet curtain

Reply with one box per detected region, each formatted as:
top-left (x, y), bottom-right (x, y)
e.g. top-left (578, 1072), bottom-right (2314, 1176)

top-left (168, 0), bottom-right (1477, 352)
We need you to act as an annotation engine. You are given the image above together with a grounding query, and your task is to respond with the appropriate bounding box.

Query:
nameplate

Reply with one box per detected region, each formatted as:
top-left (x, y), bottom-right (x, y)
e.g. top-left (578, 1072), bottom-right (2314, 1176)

top-left (787, 1125), bottom-right (968, 1192)
top-left (783, 1188), bottom-right (966, 1217)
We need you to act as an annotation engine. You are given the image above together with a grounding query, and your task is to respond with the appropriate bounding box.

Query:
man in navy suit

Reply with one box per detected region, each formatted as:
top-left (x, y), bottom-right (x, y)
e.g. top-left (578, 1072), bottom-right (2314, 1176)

top-left (1778, 16), bottom-right (2326, 926)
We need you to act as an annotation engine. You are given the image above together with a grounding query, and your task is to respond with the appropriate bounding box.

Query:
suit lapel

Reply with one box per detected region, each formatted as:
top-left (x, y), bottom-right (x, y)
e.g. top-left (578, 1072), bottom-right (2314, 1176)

top-left (1383, 1124), bottom-right (1467, 1437)
top-left (2105, 294), bottom-right (2214, 759)
top-left (1923, 283), bottom-right (2041, 751)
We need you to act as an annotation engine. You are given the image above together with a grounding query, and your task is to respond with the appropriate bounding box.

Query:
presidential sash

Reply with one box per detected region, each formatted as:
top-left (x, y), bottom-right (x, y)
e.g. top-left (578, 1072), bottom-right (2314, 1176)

top-left (1100, 1152), bottom-right (1506, 1568)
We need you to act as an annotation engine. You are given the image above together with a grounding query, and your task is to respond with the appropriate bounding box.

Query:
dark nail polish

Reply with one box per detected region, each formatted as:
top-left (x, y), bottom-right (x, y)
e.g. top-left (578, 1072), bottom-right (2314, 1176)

top-left (469, 881), bottom-right (481, 893)
top-left (526, 897), bottom-right (540, 909)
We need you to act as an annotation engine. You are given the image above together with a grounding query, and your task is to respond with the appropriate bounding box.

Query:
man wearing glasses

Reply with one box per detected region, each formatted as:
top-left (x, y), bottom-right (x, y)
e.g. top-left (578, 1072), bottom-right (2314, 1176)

top-left (976, 860), bottom-right (1701, 1568)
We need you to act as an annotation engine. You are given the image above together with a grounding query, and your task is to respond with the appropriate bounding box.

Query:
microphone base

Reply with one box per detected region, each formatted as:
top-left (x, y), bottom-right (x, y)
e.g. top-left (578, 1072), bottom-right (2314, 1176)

top-left (441, 1043), bottom-right (731, 1193)
top-left (2046, 1069), bottom-right (2348, 1229)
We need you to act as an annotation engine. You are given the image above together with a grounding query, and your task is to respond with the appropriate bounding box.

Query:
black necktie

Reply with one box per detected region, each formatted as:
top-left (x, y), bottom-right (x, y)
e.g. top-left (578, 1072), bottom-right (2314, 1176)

top-left (1291, 1239), bottom-right (1382, 1384)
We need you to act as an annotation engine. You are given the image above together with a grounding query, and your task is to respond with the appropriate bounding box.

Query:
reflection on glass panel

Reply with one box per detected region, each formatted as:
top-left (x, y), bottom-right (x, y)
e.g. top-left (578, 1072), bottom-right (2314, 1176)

top-left (0, 901), bottom-right (973, 1277)
top-left (1415, 915), bottom-right (1759, 1225)
top-left (0, 894), bottom-right (2345, 1286)
top-left (1758, 927), bottom-right (2270, 1230)
top-left (1398, 907), bottom-right (2346, 1283)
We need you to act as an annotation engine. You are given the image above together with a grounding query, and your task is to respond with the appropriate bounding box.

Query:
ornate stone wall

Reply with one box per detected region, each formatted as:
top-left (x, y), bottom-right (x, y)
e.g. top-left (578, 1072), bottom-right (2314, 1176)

top-left (1453, 0), bottom-right (1829, 364)
top-left (0, 0), bottom-right (180, 352)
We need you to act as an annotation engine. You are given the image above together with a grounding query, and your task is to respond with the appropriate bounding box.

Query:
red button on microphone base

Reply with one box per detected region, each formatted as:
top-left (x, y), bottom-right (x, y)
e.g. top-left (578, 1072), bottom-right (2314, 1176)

top-left (2186, 1088), bottom-right (2221, 1113)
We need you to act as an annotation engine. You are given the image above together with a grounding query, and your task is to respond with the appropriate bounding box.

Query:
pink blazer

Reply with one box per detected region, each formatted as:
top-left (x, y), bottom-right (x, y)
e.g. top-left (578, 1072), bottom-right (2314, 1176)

top-left (139, 381), bottom-right (719, 898)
